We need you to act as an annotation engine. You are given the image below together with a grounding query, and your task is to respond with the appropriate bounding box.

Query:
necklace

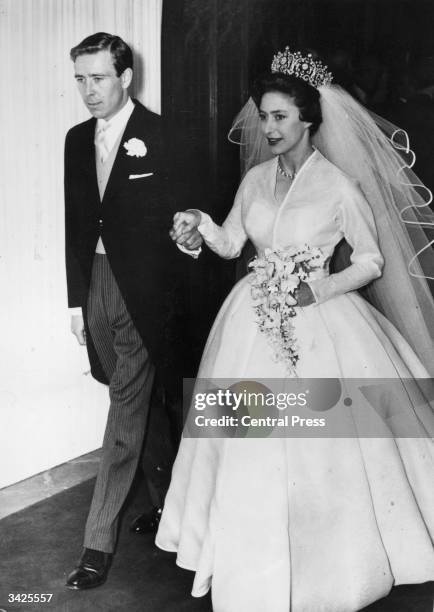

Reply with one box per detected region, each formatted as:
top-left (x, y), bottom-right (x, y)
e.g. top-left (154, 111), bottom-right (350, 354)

top-left (277, 156), bottom-right (296, 181)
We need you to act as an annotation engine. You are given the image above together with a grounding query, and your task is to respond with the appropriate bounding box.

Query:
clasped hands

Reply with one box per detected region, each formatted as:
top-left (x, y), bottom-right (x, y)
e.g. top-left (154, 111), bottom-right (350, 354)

top-left (169, 210), bottom-right (202, 250)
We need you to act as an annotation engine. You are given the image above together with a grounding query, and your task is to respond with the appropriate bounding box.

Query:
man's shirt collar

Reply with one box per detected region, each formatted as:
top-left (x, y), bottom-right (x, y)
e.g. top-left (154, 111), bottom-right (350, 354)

top-left (95, 97), bottom-right (135, 150)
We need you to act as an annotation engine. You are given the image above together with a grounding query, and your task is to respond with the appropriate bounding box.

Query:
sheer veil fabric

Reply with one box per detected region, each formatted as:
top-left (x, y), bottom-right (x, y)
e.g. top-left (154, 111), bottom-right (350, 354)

top-left (228, 85), bottom-right (434, 374)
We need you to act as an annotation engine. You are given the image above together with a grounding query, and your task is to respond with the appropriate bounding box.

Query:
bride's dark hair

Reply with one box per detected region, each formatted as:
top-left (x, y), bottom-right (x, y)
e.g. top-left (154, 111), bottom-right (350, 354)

top-left (251, 73), bottom-right (322, 135)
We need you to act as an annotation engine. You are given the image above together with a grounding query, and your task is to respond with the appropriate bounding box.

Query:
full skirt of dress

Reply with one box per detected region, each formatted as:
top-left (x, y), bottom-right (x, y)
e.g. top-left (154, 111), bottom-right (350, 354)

top-left (156, 276), bottom-right (434, 612)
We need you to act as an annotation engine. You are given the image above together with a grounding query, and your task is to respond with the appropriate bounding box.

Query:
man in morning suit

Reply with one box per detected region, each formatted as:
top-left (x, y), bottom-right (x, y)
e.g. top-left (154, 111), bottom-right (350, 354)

top-left (64, 33), bottom-right (200, 590)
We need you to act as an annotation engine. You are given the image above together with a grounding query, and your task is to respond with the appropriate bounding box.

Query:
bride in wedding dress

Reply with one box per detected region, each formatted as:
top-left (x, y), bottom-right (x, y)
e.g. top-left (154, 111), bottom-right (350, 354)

top-left (156, 47), bottom-right (434, 612)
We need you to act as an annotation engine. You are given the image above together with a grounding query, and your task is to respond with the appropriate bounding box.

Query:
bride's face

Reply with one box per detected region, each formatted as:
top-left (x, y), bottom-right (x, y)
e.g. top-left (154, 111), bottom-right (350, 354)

top-left (259, 91), bottom-right (311, 155)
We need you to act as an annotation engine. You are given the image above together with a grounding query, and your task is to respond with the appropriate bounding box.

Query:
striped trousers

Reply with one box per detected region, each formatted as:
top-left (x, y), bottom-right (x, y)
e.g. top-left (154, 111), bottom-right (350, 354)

top-left (84, 254), bottom-right (155, 553)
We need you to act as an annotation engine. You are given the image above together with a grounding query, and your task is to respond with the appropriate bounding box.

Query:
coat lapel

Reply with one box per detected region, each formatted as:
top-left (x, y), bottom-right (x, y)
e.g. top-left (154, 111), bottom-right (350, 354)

top-left (81, 118), bottom-right (97, 177)
top-left (81, 118), bottom-right (100, 203)
top-left (102, 102), bottom-right (145, 205)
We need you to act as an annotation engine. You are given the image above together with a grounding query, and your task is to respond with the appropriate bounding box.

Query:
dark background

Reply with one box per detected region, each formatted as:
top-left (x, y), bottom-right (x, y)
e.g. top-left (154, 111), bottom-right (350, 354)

top-left (161, 0), bottom-right (434, 370)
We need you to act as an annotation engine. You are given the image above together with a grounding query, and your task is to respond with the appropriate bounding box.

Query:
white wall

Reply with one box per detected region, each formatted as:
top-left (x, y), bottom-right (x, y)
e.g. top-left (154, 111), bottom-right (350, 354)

top-left (0, 0), bottom-right (162, 488)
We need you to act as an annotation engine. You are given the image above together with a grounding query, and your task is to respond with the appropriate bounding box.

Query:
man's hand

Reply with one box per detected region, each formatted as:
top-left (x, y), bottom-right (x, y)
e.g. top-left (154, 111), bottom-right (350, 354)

top-left (180, 228), bottom-right (203, 250)
top-left (71, 314), bottom-right (86, 345)
top-left (169, 211), bottom-right (202, 248)
top-left (296, 281), bottom-right (316, 307)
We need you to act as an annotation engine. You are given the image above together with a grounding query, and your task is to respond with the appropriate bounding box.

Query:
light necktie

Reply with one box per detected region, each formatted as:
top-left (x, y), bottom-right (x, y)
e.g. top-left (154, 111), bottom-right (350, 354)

top-left (94, 121), bottom-right (110, 163)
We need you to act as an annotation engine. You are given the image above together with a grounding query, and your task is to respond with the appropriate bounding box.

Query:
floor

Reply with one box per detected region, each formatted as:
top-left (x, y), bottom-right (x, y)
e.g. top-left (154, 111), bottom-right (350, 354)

top-left (0, 464), bottom-right (432, 612)
top-left (0, 475), bottom-right (212, 612)
top-left (0, 450), bottom-right (101, 521)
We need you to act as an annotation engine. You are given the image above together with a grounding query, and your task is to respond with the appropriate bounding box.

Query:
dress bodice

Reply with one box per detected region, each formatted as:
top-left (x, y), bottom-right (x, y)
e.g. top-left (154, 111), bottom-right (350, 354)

top-left (244, 153), bottom-right (346, 259)
top-left (198, 151), bottom-right (384, 304)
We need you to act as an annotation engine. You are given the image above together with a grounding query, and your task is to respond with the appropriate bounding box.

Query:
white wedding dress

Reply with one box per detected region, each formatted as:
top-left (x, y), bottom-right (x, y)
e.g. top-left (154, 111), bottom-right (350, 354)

top-left (156, 151), bottom-right (434, 612)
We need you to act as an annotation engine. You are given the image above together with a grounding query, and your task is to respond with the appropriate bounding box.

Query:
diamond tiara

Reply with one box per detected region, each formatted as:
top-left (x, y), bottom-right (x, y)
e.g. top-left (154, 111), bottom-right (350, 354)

top-left (271, 47), bottom-right (333, 89)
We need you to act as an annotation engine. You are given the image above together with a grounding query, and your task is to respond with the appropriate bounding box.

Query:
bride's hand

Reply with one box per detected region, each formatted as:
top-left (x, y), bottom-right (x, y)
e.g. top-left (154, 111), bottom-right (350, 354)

top-left (296, 281), bottom-right (316, 307)
top-left (170, 210), bottom-right (201, 245)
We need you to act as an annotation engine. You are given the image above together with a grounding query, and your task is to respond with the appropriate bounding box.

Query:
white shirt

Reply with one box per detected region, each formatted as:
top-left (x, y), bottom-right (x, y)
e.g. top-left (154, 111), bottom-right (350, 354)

top-left (96, 96), bottom-right (135, 155)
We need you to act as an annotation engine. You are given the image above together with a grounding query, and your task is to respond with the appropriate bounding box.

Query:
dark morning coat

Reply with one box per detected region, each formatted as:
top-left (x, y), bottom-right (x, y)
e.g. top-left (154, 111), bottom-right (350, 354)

top-left (64, 100), bottom-right (182, 387)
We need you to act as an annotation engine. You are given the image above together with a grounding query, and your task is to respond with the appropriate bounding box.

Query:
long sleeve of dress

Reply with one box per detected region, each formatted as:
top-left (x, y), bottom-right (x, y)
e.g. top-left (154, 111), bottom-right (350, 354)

top-left (196, 179), bottom-right (248, 259)
top-left (307, 181), bottom-right (384, 305)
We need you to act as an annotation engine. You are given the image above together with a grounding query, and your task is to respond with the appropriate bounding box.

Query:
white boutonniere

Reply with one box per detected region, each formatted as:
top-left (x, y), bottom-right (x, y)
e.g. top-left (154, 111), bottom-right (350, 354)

top-left (123, 138), bottom-right (147, 158)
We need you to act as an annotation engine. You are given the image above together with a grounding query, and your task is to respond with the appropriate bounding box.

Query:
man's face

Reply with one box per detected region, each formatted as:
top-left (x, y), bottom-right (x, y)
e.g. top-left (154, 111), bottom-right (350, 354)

top-left (74, 50), bottom-right (132, 120)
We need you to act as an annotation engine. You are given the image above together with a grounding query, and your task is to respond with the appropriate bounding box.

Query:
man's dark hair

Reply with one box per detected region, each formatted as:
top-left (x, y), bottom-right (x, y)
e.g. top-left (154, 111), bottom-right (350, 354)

top-left (70, 32), bottom-right (133, 76)
top-left (251, 73), bottom-right (322, 135)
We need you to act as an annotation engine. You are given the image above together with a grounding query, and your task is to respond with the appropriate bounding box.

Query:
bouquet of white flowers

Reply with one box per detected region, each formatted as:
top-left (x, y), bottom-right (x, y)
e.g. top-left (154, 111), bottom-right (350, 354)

top-left (248, 246), bottom-right (326, 375)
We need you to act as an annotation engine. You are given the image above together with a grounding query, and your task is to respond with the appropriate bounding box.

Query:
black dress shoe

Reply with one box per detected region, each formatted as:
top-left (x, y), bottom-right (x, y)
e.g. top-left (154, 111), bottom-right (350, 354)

top-left (130, 507), bottom-right (162, 534)
top-left (65, 548), bottom-right (112, 590)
